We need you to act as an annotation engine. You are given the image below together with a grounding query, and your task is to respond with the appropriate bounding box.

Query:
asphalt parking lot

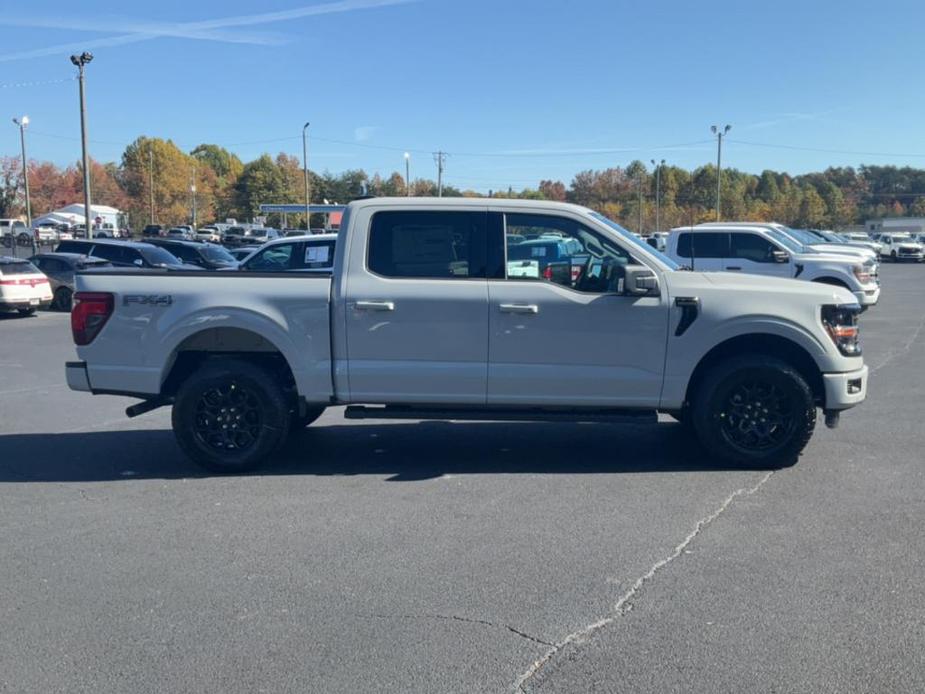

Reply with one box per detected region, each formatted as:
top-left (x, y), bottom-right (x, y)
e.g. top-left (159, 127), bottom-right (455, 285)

top-left (0, 264), bottom-right (923, 694)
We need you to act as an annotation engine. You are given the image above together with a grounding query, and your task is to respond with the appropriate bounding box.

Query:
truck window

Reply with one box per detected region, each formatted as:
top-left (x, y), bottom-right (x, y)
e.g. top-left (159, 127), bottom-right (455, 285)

top-left (245, 243), bottom-right (296, 271)
top-left (368, 211), bottom-right (487, 279)
top-left (676, 232), bottom-right (728, 258)
top-left (504, 213), bottom-right (634, 293)
top-left (729, 233), bottom-right (778, 263)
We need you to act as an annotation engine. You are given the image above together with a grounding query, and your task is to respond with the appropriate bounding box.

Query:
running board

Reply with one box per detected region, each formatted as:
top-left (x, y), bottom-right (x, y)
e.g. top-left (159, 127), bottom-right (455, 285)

top-left (343, 405), bottom-right (657, 424)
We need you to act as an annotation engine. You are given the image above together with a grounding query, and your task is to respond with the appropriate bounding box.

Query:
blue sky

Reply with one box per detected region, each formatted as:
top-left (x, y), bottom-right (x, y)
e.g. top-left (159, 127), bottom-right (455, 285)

top-left (3, 0), bottom-right (925, 192)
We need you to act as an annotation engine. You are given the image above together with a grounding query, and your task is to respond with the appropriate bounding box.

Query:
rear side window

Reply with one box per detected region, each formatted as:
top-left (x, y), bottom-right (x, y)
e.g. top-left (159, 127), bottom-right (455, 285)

top-left (297, 240), bottom-right (336, 269)
top-left (0, 261), bottom-right (41, 275)
top-left (368, 211), bottom-right (487, 279)
top-left (729, 233), bottom-right (778, 263)
top-left (56, 240), bottom-right (93, 254)
top-left (676, 232), bottom-right (728, 258)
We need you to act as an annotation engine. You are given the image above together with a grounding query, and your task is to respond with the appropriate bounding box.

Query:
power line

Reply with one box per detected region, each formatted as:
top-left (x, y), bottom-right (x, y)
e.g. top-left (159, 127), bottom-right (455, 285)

top-left (730, 138), bottom-right (925, 159)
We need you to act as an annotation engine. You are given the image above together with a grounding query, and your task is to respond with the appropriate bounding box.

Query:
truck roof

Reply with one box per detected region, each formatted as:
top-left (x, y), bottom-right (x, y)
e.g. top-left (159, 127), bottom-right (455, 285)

top-left (347, 197), bottom-right (594, 215)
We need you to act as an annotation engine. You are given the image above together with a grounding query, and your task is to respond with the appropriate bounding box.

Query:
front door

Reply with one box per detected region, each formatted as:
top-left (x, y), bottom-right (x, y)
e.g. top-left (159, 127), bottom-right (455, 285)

top-left (724, 232), bottom-right (792, 277)
top-left (488, 212), bottom-right (669, 408)
top-left (344, 209), bottom-right (490, 404)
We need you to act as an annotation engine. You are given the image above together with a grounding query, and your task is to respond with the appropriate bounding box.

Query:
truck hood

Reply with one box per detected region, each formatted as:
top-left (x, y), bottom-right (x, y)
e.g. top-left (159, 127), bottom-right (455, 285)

top-left (807, 243), bottom-right (875, 260)
top-left (665, 270), bottom-right (858, 305)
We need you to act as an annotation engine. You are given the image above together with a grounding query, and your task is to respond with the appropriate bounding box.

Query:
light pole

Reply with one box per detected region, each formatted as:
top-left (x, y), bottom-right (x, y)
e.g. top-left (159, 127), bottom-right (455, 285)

top-left (404, 152), bottom-right (411, 196)
top-left (650, 158), bottom-right (665, 233)
top-left (13, 116), bottom-right (33, 255)
top-left (302, 121), bottom-right (310, 230)
top-left (148, 142), bottom-right (155, 224)
top-left (70, 52), bottom-right (93, 236)
top-left (637, 170), bottom-right (644, 234)
top-left (711, 124), bottom-right (731, 221)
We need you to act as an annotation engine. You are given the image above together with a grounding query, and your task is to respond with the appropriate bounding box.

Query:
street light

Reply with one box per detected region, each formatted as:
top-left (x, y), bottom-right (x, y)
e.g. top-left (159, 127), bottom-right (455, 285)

top-left (302, 122), bottom-right (310, 229)
top-left (650, 159), bottom-right (665, 233)
top-left (711, 124), bottom-right (731, 221)
top-left (70, 52), bottom-right (93, 235)
top-left (404, 152), bottom-right (411, 197)
top-left (12, 116), bottom-right (33, 256)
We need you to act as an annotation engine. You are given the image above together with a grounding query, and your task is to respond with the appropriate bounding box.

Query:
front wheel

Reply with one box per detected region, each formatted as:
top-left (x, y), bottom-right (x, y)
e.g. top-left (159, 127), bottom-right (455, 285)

top-left (17, 307), bottom-right (36, 317)
top-left (692, 355), bottom-right (815, 468)
top-left (891, 251), bottom-right (897, 263)
top-left (53, 287), bottom-right (73, 312)
top-left (172, 359), bottom-right (290, 473)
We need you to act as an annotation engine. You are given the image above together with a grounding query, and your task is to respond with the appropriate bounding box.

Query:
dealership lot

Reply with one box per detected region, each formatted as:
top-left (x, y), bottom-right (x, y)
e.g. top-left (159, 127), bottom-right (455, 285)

top-left (0, 265), bottom-right (923, 693)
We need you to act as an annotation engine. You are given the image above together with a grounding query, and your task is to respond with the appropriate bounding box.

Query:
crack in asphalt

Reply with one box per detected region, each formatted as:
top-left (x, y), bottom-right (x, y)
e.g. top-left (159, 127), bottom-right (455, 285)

top-left (359, 613), bottom-right (556, 647)
top-left (869, 312), bottom-right (925, 374)
top-left (512, 471), bottom-right (775, 692)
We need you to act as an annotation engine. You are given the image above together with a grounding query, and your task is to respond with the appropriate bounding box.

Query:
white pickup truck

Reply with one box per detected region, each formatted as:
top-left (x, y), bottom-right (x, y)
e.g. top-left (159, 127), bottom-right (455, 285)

top-left (66, 198), bottom-right (868, 472)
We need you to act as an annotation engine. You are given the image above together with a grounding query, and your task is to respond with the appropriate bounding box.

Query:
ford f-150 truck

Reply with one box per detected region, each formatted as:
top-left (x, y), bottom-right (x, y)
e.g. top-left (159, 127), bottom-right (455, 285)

top-left (66, 198), bottom-right (868, 472)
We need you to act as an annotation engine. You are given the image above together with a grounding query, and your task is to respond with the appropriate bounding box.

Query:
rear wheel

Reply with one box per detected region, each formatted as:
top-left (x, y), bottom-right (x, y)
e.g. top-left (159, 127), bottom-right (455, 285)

top-left (692, 355), bottom-right (815, 468)
top-left (53, 287), bottom-right (73, 312)
top-left (17, 307), bottom-right (36, 317)
top-left (172, 359), bottom-right (290, 473)
top-left (891, 251), bottom-right (897, 262)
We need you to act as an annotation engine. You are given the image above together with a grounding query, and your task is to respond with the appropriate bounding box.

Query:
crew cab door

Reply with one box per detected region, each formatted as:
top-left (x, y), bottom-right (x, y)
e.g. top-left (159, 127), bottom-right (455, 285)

top-left (487, 212), bottom-right (669, 408)
top-left (723, 232), bottom-right (792, 277)
top-left (343, 209), bottom-right (490, 404)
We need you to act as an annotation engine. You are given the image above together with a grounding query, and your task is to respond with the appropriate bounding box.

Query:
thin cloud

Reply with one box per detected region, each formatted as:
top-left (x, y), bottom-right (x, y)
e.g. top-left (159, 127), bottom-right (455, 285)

top-left (354, 126), bottom-right (381, 142)
top-left (740, 110), bottom-right (840, 132)
top-left (0, 0), bottom-right (417, 62)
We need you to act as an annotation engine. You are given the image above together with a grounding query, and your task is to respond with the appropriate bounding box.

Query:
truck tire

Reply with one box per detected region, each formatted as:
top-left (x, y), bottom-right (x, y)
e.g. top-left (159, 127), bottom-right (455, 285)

top-left (691, 355), bottom-right (815, 468)
top-left (54, 287), bottom-right (73, 312)
top-left (291, 405), bottom-right (326, 430)
top-left (172, 359), bottom-right (290, 473)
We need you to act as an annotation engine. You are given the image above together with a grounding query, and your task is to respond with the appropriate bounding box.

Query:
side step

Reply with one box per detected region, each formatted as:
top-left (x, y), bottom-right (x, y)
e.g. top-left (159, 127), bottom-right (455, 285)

top-left (343, 405), bottom-right (657, 424)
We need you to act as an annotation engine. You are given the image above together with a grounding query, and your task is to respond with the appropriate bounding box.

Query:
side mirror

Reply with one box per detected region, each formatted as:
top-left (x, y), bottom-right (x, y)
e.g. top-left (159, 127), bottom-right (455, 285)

top-left (772, 250), bottom-right (789, 263)
top-left (133, 258), bottom-right (144, 267)
top-left (623, 265), bottom-right (659, 296)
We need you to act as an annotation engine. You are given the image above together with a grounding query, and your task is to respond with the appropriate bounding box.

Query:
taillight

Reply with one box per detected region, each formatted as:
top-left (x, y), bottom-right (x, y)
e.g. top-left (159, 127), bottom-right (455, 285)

top-left (543, 265), bottom-right (554, 280)
top-left (72, 292), bottom-right (114, 345)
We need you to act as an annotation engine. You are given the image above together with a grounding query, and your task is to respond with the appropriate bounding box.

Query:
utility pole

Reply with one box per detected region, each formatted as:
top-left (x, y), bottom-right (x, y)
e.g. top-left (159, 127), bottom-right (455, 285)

top-left (651, 158), bottom-right (665, 233)
top-left (148, 143), bottom-right (155, 224)
top-left (638, 171), bottom-right (644, 234)
top-left (302, 122), bottom-right (310, 229)
top-left (433, 151), bottom-right (446, 197)
top-left (711, 124), bottom-right (731, 221)
top-left (70, 52), bottom-right (94, 235)
top-left (404, 152), bottom-right (411, 196)
top-left (13, 116), bottom-right (33, 255)
top-left (190, 160), bottom-right (197, 229)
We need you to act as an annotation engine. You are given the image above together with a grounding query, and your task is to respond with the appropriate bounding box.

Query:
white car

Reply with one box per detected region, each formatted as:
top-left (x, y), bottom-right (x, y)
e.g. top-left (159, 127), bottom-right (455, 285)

top-left (0, 256), bottom-right (53, 315)
top-left (33, 223), bottom-right (60, 242)
top-left (878, 233), bottom-right (924, 262)
top-left (667, 223), bottom-right (880, 307)
top-left (195, 226), bottom-right (222, 243)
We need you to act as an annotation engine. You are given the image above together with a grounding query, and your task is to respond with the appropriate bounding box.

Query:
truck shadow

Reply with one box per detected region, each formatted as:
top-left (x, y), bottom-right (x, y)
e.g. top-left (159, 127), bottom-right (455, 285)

top-left (0, 420), bottom-right (741, 483)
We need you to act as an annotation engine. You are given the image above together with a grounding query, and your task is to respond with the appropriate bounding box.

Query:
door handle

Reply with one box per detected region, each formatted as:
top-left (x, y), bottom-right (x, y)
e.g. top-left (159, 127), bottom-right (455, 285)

top-left (499, 303), bottom-right (539, 314)
top-left (355, 300), bottom-right (395, 312)
top-left (726, 266), bottom-right (742, 271)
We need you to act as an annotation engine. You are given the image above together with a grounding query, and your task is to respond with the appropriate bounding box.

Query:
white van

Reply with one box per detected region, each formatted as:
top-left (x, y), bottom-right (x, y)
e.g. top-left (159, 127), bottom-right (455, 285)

top-left (667, 224), bottom-right (880, 307)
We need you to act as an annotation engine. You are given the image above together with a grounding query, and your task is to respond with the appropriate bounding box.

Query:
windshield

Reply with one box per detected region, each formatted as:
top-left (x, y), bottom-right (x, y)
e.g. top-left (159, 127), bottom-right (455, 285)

top-left (766, 228), bottom-right (807, 253)
top-left (140, 247), bottom-right (182, 266)
top-left (588, 212), bottom-right (680, 270)
top-left (200, 245), bottom-right (236, 262)
top-left (0, 260), bottom-right (41, 275)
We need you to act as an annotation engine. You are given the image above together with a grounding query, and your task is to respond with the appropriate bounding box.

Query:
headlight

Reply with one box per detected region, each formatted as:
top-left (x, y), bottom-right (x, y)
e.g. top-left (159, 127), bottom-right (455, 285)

top-left (852, 264), bottom-right (873, 284)
top-left (822, 304), bottom-right (862, 356)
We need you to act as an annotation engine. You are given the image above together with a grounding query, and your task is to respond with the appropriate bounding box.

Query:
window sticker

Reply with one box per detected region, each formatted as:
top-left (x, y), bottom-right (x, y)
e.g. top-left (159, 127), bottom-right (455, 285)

top-left (305, 245), bottom-right (330, 264)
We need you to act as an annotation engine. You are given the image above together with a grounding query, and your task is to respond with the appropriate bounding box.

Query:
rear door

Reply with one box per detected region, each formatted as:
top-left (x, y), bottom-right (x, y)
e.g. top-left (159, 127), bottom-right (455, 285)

top-left (724, 232), bottom-right (792, 277)
top-left (676, 232), bottom-right (727, 271)
top-left (344, 209), bottom-right (490, 404)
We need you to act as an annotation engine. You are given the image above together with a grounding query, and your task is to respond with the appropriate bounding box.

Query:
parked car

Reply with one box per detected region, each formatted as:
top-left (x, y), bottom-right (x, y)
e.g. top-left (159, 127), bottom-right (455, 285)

top-left (195, 226), bottom-right (222, 243)
top-left (667, 223), bottom-right (880, 307)
top-left (0, 256), bottom-right (52, 315)
top-left (33, 222), bottom-right (61, 243)
top-left (146, 238), bottom-right (238, 270)
top-left (94, 223), bottom-right (118, 239)
top-left (221, 226), bottom-right (249, 247)
top-left (878, 233), bottom-right (924, 262)
top-left (1, 219), bottom-right (32, 247)
top-left (165, 227), bottom-right (195, 240)
top-left (67, 198), bottom-right (869, 473)
top-left (283, 229), bottom-right (307, 238)
top-left (29, 252), bottom-right (111, 311)
top-left (238, 234), bottom-right (336, 272)
top-left (55, 239), bottom-right (193, 270)
top-left (786, 228), bottom-right (877, 262)
top-left (142, 224), bottom-right (163, 238)
top-left (243, 227), bottom-right (281, 244)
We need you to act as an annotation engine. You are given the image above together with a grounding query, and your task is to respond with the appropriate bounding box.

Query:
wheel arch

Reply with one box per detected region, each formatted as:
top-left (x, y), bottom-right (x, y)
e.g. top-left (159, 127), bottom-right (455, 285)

top-left (812, 276), bottom-right (851, 290)
top-left (684, 333), bottom-right (825, 409)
